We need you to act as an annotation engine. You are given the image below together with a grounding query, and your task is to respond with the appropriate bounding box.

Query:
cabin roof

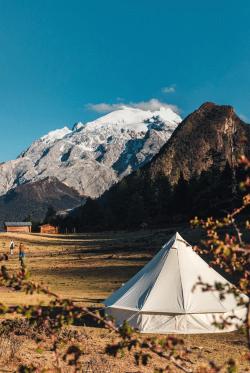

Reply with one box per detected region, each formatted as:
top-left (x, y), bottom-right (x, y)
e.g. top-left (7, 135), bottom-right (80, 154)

top-left (4, 222), bottom-right (32, 227)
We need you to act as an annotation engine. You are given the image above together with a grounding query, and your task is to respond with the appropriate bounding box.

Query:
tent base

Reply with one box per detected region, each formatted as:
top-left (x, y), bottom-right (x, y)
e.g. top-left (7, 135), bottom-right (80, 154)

top-left (106, 307), bottom-right (247, 334)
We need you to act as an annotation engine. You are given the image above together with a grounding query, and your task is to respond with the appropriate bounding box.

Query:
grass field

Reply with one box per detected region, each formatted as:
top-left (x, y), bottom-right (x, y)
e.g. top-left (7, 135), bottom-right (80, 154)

top-left (0, 228), bottom-right (248, 372)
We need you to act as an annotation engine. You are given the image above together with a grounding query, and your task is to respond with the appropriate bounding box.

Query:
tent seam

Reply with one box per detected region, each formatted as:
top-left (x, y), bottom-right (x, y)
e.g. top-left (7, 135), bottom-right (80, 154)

top-left (176, 246), bottom-right (185, 312)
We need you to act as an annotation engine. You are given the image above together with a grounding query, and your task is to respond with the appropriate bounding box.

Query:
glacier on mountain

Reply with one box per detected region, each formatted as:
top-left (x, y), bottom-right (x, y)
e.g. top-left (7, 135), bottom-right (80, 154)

top-left (0, 106), bottom-right (181, 198)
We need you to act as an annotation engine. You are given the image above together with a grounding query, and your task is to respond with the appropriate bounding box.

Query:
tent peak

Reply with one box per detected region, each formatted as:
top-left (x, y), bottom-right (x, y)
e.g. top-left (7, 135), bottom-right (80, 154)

top-left (162, 232), bottom-right (189, 252)
top-left (173, 231), bottom-right (187, 243)
top-left (175, 231), bottom-right (183, 239)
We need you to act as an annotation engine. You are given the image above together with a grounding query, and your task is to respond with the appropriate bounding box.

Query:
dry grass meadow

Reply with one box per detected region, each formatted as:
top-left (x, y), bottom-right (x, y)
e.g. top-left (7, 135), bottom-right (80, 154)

top-left (0, 228), bottom-right (248, 372)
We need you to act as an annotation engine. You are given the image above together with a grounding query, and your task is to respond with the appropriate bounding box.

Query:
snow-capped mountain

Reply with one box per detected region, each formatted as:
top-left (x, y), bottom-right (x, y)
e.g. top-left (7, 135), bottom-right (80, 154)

top-left (0, 106), bottom-right (181, 199)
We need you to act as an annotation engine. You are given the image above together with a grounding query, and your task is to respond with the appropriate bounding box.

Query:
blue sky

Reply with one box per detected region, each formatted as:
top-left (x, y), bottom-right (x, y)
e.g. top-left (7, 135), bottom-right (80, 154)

top-left (0, 0), bottom-right (250, 161)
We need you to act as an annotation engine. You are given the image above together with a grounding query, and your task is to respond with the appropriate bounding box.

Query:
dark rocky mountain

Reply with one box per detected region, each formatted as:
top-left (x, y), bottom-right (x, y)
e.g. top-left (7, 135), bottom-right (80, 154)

top-left (59, 103), bottom-right (250, 232)
top-left (146, 102), bottom-right (250, 183)
top-left (0, 177), bottom-right (83, 227)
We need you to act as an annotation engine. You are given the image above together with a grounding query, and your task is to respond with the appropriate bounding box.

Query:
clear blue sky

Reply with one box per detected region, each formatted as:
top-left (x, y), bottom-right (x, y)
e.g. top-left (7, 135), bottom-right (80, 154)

top-left (0, 0), bottom-right (250, 161)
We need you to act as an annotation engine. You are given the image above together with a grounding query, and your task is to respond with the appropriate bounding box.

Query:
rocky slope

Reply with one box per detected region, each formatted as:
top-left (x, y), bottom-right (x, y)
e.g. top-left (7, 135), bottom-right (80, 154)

top-left (0, 106), bottom-right (181, 199)
top-left (146, 102), bottom-right (250, 183)
top-left (0, 177), bottom-right (82, 223)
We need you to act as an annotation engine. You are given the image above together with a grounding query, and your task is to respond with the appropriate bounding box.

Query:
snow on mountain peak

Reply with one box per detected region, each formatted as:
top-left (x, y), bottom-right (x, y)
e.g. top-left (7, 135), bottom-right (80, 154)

top-left (41, 127), bottom-right (71, 142)
top-left (84, 105), bottom-right (181, 133)
top-left (0, 106), bottom-right (181, 199)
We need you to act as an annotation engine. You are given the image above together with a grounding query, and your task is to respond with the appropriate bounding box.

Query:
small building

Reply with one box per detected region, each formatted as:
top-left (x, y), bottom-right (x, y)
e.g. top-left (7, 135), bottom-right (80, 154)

top-left (40, 224), bottom-right (59, 234)
top-left (4, 222), bottom-right (32, 233)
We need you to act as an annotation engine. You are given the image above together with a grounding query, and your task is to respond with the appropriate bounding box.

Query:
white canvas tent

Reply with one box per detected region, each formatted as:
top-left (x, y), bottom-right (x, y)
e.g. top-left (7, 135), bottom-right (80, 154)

top-left (104, 232), bottom-right (248, 334)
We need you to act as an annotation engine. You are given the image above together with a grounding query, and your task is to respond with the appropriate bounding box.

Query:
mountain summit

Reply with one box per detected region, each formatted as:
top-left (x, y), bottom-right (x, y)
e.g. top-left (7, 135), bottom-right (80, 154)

top-left (0, 106), bottom-right (181, 200)
top-left (147, 102), bottom-right (250, 184)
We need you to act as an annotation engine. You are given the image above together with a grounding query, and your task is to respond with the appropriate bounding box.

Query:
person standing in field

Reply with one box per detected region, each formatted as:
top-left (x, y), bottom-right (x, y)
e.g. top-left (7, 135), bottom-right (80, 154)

top-left (18, 243), bottom-right (25, 266)
top-left (9, 240), bottom-right (15, 255)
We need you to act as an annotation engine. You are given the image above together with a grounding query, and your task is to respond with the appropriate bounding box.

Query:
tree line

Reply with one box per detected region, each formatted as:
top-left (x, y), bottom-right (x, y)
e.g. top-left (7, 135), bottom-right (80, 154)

top-left (55, 162), bottom-right (248, 232)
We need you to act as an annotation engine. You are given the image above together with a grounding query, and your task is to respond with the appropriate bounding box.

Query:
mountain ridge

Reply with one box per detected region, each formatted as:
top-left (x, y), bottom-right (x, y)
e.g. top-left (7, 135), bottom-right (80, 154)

top-left (0, 106), bottom-right (181, 199)
top-left (143, 102), bottom-right (250, 183)
top-left (0, 177), bottom-right (82, 224)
